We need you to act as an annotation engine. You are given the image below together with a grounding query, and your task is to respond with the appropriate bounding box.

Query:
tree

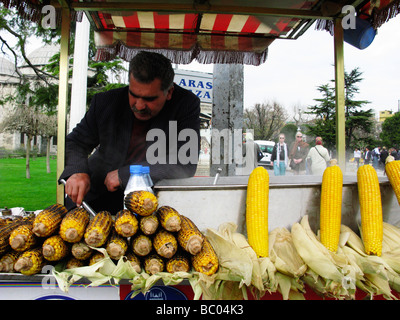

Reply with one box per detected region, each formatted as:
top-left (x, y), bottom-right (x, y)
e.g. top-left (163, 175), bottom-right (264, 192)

top-left (305, 68), bottom-right (375, 155)
top-left (380, 113), bottom-right (400, 149)
top-left (243, 101), bottom-right (288, 140)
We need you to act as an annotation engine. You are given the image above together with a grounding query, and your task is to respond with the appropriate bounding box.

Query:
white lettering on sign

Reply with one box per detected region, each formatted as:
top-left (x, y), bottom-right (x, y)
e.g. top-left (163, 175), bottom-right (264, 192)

top-left (174, 72), bottom-right (213, 103)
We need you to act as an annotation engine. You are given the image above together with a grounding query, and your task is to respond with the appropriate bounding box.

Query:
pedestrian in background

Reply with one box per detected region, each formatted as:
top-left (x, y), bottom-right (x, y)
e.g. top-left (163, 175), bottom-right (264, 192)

top-left (271, 133), bottom-right (288, 176)
top-left (354, 147), bottom-right (361, 168)
top-left (306, 137), bottom-right (330, 175)
top-left (289, 132), bottom-right (309, 175)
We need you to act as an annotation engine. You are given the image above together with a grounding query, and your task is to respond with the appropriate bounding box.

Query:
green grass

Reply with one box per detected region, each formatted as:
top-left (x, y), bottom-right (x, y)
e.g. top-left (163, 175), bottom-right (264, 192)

top-left (0, 157), bottom-right (58, 211)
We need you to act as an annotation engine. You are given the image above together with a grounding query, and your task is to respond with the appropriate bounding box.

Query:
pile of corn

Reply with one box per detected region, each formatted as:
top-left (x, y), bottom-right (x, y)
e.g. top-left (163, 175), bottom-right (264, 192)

top-left (0, 190), bottom-right (219, 278)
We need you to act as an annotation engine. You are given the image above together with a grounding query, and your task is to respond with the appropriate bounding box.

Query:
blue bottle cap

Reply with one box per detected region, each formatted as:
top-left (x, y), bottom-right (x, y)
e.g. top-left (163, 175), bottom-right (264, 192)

top-left (130, 165), bottom-right (142, 174)
top-left (142, 166), bottom-right (150, 174)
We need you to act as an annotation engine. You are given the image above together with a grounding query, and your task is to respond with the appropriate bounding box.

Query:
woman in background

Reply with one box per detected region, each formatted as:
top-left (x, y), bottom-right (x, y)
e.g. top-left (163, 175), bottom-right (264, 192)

top-left (271, 133), bottom-right (288, 176)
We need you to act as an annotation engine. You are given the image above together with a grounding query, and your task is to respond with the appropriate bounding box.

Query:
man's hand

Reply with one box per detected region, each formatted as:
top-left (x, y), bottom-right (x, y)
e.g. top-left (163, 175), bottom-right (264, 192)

top-left (104, 169), bottom-right (121, 192)
top-left (65, 173), bottom-right (91, 207)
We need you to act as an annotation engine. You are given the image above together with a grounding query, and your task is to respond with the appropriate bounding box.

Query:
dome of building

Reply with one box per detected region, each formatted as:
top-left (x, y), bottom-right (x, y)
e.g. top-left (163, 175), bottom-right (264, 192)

top-left (0, 57), bottom-right (17, 76)
top-left (22, 44), bottom-right (60, 67)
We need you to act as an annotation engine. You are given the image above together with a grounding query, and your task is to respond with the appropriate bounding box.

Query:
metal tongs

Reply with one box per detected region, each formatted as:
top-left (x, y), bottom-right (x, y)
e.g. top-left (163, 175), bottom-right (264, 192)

top-left (59, 179), bottom-right (97, 217)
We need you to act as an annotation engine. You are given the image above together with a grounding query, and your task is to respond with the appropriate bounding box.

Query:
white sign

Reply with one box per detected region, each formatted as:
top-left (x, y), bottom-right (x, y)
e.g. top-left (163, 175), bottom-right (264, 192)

top-left (174, 70), bottom-right (213, 103)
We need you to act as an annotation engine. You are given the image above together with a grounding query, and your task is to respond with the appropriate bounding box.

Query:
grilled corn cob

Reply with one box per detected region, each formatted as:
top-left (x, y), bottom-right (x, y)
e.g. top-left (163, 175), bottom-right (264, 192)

top-left (65, 256), bottom-right (85, 269)
top-left (0, 216), bottom-right (33, 255)
top-left (106, 230), bottom-right (128, 260)
top-left (246, 166), bottom-right (269, 257)
top-left (59, 207), bottom-right (90, 243)
top-left (0, 250), bottom-right (20, 272)
top-left (84, 211), bottom-right (113, 247)
top-left (357, 165), bottom-right (383, 256)
top-left (320, 165), bottom-right (343, 252)
top-left (32, 203), bottom-right (68, 237)
top-left (139, 214), bottom-right (159, 235)
top-left (9, 222), bottom-right (37, 252)
top-left (192, 237), bottom-right (219, 276)
top-left (42, 235), bottom-right (69, 261)
top-left (14, 247), bottom-right (45, 275)
top-left (177, 215), bottom-right (204, 255)
top-left (71, 241), bottom-right (93, 260)
top-left (131, 233), bottom-right (152, 257)
top-left (144, 253), bottom-right (164, 275)
top-left (124, 191), bottom-right (158, 216)
top-left (385, 158), bottom-right (400, 206)
top-left (125, 252), bottom-right (141, 273)
top-left (153, 229), bottom-right (178, 259)
top-left (115, 209), bottom-right (139, 238)
top-left (156, 206), bottom-right (181, 232)
top-left (89, 252), bottom-right (106, 266)
top-left (166, 253), bottom-right (190, 273)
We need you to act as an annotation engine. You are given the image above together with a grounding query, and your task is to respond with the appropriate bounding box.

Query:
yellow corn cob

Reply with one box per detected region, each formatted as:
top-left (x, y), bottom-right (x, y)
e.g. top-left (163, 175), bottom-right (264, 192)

top-left (89, 252), bottom-right (106, 266)
top-left (320, 165), bottom-right (343, 252)
top-left (177, 215), bottom-right (204, 255)
top-left (0, 215), bottom-right (34, 255)
top-left (32, 203), bottom-right (68, 237)
top-left (106, 230), bottom-right (129, 260)
top-left (65, 256), bottom-right (85, 269)
top-left (139, 214), bottom-right (159, 235)
top-left (14, 247), bottom-right (45, 275)
top-left (9, 222), bottom-right (37, 252)
top-left (166, 253), bottom-right (190, 273)
top-left (246, 166), bottom-right (269, 257)
top-left (385, 158), bottom-right (400, 206)
top-left (191, 237), bottom-right (219, 276)
top-left (42, 235), bottom-right (69, 261)
top-left (156, 206), bottom-right (181, 232)
top-left (357, 165), bottom-right (383, 256)
top-left (114, 209), bottom-right (139, 238)
top-left (124, 191), bottom-right (158, 216)
top-left (131, 233), bottom-right (152, 257)
top-left (71, 241), bottom-right (93, 260)
top-left (84, 211), bottom-right (113, 247)
top-left (125, 252), bottom-right (141, 273)
top-left (144, 253), bottom-right (164, 275)
top-left (0, 250), bottom-right (21, 272)
top-left (59, 207), bottom-right (90, 243)
top-left (153, 229), bottom-right (178, 258)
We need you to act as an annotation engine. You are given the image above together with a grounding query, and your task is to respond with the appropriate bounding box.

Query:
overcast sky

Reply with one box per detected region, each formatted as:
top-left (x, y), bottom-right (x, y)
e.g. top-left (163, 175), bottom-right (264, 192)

top-left (182, 15), bottom-right (400, 118)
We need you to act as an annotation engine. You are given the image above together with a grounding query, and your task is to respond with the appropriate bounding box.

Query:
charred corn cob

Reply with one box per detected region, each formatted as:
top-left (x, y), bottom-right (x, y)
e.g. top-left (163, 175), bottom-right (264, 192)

top-left (131, 233), bottom-right (152, 257)
top-left (153, 229), bottom-right (178, 259)
top-left (0, 216), bottom-right (33, 255)
top-left (246, 166), bottom-right (269, 257)
top-left (65, 256), bottom-right (85, 269)
top-left (192, 237), bottom-right (219, 276)
top-left (32, 203), bottom-right (68, 237)
top-left (139, 214), bottom-right (159, 235)
top-left (14, 247), bottom-right (45, 275)
top-left (59, 207), bottom-right (90, 243)
top-left (144, 253), bottom-right (164, 275)
top-left (42, 235), bottom-right (69, 261)
top-left (89, 252), bottom-right (106, 266)
top-left (71, 241), bottom-right (93, 260)
top-left (106, 230), bottom-right (128, 260)
top-left (84, 211), bottom-right (113, 247)
top-left (320, 165), bottom-right (343, 252)
top-left (156, 206), bottom-right (181, 232)
top-left (125, 252), bottom-right (141, 273)
top-left (124, 191), bottom-right (158, 216)
top-left (9, 222), bottom-right (37, 252)
top-left (115, 209), bottom-right (139, 238)
top-left (166, 253), bottom-right (190, 273)
top-left (357, 165), bottom-right (383, 256)
top-left (177, 215), bottom-right (204, 255)
top-left (385, 158), bottom-right (400, 206)
top-left (0, 250), bottom-right (21, 272)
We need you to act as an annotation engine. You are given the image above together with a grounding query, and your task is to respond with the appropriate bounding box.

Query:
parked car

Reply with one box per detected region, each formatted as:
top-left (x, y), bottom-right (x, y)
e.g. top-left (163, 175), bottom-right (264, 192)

top-left (255, 140), bottom-right (275, 168)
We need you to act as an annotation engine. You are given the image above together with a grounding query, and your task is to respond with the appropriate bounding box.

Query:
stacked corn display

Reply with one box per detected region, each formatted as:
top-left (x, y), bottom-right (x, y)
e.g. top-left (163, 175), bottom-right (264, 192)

top-left (0, 190), bottom-right (218, 277)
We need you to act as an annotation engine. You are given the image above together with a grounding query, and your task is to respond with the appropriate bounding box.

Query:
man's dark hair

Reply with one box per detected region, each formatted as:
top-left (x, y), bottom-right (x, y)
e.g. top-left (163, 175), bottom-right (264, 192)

top-left (129, 51), bottom-right (175, 92)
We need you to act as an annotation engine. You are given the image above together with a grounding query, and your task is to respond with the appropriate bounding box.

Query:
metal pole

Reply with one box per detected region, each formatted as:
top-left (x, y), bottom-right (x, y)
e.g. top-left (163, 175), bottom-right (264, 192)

top-left (334, 18), bottom-right (346, 171)
top-left (57, 7), bottom-right (71, 204)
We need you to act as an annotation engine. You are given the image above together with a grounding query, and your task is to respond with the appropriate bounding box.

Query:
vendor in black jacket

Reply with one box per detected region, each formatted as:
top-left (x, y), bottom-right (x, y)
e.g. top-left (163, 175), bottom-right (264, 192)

top-left (59, 51), bottom-right (201, 213)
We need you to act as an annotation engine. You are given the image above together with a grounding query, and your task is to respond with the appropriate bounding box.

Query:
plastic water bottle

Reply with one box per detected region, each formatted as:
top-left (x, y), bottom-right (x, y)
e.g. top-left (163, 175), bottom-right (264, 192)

top-left (124, 165), bottom-right (148, 209)
top-left (142, 166), bottom-right (154, 191)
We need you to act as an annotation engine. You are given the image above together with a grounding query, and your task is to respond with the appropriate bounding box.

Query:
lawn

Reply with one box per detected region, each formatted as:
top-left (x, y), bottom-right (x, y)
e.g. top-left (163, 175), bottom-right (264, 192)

top-left (0, 157), bottom-right (58, 211)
